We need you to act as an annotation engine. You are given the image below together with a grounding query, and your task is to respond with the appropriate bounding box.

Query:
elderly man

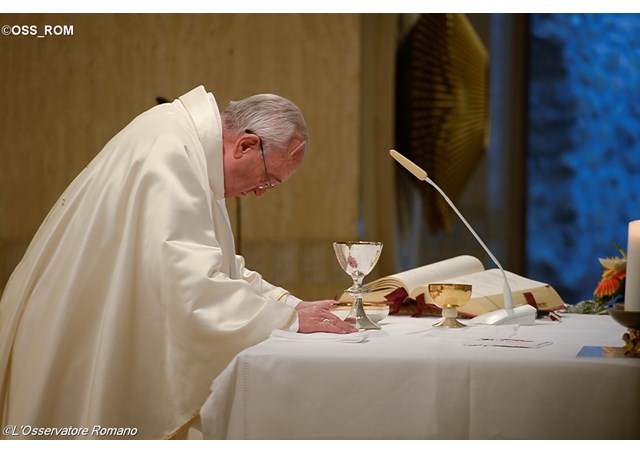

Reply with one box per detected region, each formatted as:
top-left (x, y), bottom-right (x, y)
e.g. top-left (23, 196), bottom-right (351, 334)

top-left (0, 86), bottom-right (356, 440)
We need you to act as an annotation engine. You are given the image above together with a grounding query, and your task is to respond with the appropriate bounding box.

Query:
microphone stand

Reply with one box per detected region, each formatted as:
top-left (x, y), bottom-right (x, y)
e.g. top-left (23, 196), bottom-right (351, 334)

top-left (390, 150), bottom-right (536, 325)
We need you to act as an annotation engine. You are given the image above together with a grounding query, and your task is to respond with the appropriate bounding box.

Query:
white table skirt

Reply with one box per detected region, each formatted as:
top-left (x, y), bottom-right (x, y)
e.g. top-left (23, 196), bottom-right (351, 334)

top-left (200, 313), bottom-right (640, 440)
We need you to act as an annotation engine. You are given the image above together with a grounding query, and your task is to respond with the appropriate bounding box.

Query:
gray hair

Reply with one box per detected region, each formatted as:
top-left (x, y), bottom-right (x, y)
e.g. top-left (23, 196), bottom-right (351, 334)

top-left (221, 94), bottom-right (308, 154)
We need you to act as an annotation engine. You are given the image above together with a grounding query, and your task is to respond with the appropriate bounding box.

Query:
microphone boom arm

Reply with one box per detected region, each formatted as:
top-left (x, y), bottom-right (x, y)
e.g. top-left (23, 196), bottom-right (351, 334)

top-left (389, 149), bottom-right (537, 325)
top-left (423, 176), bottom-right (513, 310)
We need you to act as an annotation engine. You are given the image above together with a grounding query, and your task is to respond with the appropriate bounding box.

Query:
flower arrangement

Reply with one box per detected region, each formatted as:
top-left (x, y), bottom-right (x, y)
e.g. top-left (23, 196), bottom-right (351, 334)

top-left (566, 244), bottom-right (626, 314)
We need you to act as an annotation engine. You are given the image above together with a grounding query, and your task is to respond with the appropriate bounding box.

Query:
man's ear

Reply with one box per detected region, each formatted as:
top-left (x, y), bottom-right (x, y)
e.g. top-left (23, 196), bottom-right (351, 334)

top-left (234, 132), bottom-right (259, 158)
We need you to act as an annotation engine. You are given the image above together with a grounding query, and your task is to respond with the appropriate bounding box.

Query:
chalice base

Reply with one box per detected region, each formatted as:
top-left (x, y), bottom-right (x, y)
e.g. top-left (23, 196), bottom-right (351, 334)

top-left (345, 295), bottom-right (381, 331)
top-left (433, 307), bottom-right (467, 328)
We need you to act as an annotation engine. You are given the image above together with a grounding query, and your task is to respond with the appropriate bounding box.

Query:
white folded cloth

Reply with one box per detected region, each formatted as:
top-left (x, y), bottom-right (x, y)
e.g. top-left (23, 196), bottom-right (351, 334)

top-left (269, 330), bottom-right (369, 343)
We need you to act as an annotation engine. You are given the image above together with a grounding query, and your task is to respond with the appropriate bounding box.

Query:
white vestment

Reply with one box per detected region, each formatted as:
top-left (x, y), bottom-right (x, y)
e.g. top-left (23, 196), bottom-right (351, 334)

top-left (0, 86), bottom-right (296, 439)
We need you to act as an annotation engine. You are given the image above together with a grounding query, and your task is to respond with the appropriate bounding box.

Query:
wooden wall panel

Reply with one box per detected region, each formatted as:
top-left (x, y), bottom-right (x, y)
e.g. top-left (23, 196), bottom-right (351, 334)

top-left (236, 14), bottom-right (361, 242)
top-left (360, 14), bottom-right (397, 280)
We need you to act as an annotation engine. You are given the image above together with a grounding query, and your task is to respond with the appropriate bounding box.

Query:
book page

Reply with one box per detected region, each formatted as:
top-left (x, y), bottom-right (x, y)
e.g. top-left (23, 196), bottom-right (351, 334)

top-left (436, 269), bottom-right (547, 298)
top-left (340, 255), bottom-right (485, 303)
top-left (367, 255), bottom-right (484, 293)
top-left (421, 269), bottom-right (565, 316)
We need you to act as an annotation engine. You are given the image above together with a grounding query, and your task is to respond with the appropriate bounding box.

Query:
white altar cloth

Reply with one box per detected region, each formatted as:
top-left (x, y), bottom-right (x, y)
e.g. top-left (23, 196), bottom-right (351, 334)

top-left (201, 313), bottom-right (640, 440)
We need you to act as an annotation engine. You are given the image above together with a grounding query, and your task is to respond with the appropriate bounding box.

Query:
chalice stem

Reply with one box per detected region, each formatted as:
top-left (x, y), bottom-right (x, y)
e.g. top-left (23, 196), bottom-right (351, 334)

top-left (346, 295), bottom-right (381, 331)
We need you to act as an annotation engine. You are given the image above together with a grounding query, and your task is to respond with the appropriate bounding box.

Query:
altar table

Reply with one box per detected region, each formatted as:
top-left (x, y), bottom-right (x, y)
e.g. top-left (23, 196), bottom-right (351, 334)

top-left (200, 313), bottom-right (640, 440)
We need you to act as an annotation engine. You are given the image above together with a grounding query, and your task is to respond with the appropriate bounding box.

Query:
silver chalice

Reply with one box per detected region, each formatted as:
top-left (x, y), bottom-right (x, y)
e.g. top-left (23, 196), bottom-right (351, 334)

top-left (333, 241), bottom-right (383, 330)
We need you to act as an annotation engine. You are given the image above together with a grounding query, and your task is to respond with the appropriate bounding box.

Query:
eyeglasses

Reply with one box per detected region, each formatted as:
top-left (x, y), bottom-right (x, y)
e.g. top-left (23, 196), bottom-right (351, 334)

top-left (248, 130), bottom-right (276, 190)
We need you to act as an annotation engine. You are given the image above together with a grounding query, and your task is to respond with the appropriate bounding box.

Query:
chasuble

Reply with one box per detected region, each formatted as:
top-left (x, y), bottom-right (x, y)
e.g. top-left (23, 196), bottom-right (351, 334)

top-left (0, 86), bottom-right (296, 439)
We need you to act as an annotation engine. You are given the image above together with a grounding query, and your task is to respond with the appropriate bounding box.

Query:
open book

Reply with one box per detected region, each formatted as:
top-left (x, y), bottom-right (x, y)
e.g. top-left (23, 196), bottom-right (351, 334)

top-left (339, 255), bottom-right (566, 318)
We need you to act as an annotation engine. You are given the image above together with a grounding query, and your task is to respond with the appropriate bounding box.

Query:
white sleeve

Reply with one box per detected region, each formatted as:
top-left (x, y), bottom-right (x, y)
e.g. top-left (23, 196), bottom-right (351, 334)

top-left (283, 294), bottom-right (301, 332)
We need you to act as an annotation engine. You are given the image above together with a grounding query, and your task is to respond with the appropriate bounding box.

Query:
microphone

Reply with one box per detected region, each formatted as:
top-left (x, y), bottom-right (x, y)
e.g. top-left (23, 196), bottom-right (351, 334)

top-left (390, 149), bottom-right (536, 325)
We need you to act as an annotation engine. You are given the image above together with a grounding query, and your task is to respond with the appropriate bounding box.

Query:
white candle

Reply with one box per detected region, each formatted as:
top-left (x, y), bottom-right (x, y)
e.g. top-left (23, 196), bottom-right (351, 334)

top-left (624, 220), bottom-right (640, 312)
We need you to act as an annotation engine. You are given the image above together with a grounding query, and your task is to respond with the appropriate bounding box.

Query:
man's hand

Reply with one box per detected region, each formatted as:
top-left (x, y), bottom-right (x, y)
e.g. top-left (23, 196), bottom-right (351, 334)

top-left (296, 300), bottom-right (358, 334)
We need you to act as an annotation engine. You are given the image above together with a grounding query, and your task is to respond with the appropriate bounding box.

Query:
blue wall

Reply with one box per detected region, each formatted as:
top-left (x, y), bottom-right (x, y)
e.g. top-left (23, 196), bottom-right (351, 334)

top-left (527, 13), bottom-right (640, 304)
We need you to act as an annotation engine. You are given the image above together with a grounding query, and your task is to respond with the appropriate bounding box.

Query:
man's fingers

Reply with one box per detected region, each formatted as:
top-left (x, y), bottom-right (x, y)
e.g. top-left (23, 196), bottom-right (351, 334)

top-left (318, 316), bottom-right (358, 333)
top-left (296, 302), bottom-right (359, 333)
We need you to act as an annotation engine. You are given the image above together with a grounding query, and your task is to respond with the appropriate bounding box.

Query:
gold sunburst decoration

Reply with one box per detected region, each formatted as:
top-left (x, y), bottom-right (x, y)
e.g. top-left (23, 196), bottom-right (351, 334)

top-left (396, 13), bottom-right (489, 232)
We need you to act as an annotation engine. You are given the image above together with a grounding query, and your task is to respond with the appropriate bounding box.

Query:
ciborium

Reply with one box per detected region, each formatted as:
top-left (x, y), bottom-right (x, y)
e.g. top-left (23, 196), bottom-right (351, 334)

top-left (429, 283), bottom-right (473, 328)
top-left (333, 241), bottom-right (383, 330)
